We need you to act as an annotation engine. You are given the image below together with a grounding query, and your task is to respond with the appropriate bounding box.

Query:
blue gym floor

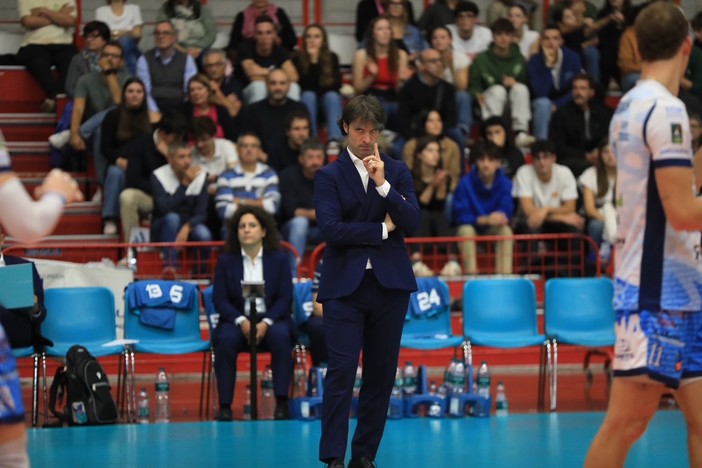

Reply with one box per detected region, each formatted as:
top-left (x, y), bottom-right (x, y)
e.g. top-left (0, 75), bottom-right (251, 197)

top-left (27, 410), bottom-right (685, 467)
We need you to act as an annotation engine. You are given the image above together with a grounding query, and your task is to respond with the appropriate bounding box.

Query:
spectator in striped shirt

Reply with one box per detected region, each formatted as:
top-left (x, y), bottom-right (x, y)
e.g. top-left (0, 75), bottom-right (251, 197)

top-left (214, 133), bottom-right (280, 239)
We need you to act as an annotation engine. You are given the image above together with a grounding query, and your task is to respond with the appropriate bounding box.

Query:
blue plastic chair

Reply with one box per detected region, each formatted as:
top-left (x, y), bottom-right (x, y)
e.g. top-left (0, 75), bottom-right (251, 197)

top-left (43, 287), bottom-right (127, 423)
top-left (43, 287), bottom-right (124, 358)
top-left (543, 278), bottom-right (615, 411)
top-left (124, 281), bottom-right (210, 420)
top-left (401, 278), bottom-right (464, 350)
top-left (462, 278), bottom-right (548, 406)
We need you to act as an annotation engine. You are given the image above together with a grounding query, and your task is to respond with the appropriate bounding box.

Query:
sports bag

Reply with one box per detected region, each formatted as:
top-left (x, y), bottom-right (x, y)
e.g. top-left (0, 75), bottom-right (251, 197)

top-left (48, 344), bottom-right (118, 425)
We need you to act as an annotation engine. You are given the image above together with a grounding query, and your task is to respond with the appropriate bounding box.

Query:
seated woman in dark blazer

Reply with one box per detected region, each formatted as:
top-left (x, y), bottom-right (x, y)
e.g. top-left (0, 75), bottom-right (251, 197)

top-left (212, 205), bottom-right (294, 421)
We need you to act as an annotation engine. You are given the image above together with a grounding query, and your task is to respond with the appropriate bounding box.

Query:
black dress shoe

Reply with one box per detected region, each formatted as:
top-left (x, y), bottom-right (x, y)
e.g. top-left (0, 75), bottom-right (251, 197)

top-left (348, 457), bottom-right (376, 468)
top-left (274, 401), bottom-right (291, 420)
top-left (325, 459), bottom-right (344, 468)
top-left (214, 407), bottom-right (233, 421)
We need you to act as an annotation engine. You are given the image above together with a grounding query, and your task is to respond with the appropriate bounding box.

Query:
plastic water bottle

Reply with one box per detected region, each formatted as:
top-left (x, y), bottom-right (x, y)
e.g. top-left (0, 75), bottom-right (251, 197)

top-left (452, 359), bottom-right (466, 394)
top-left (402, 361), bottom-right (417, 396)
top-left (293, 347), bottom-right (307, 399)
top-left (260, 366), bottom-right (275, 420)
top-left (444, 359), bottom-right (457, 391)
top-left (428, 381), bottom-right (443, 418)
top-left (387, 367), bottom-right (403, 418)
top-left (137, 387), bottom-right (150, 424)
top-left (154, 368), bottom-right (170, 423)
top-left (495, 381), bottom-right (509, 417)
top-left (477, 361), bottom-right (491, 399)
top-left (243, 385), bottom-right (252, 420)
top-left (353, 365), bottom-right (362, 398)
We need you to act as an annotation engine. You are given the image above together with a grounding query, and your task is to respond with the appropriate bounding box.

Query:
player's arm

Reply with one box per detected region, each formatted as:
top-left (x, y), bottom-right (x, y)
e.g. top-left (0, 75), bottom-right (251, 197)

top-left (656, 167), bottom-right (702, 230)
top-left (694, 145), bottom-right (702, 194)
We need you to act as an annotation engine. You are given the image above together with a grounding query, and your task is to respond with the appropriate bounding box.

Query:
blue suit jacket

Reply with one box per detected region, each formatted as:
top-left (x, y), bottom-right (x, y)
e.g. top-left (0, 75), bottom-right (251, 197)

top-left (314, 150), bottom-right (421, 301)
top-left (212, 250), bottom-right (293, 325)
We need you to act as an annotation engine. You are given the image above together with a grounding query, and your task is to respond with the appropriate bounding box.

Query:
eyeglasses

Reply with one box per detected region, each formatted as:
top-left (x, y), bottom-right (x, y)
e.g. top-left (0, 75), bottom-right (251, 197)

top-left (203, 61), bottom-right (225, 68)
top-left (84, 32), bottom-right (102, 39)
top-left (100, 52), bottom-right (122, 59)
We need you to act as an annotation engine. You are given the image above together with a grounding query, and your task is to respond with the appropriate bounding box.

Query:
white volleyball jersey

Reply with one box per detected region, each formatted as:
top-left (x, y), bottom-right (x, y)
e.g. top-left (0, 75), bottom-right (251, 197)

top-left (611, 79), bottom-right (702, 311)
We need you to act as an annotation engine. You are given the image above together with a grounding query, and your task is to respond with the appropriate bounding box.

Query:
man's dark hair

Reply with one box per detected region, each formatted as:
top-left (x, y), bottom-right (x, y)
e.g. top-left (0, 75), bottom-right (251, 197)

top-left (454, 1), bottom-right (479, 17)
top-left (103, 40), bottom-right (124, 55)
top-left (491, 18), bottom-right (515, 35)
top-left (530, 139), bottom-right (556, 157)
top-left (693, 11), bottom-right (702, 33)
top-left (337, 95), bottom-right (386, 135)
top-left (542, 23), bottom-right (561, 34)
top-left (191, 116), bottom-right (217, 140)
top-left (471, 141), bottom-right (501, 162)
top-left (300, 138), bottom-right (325, 155)
top-left (83, 20), bottom-right (111, 42)
top-left (635, 2), bottom-right (689, 61)
top-left (224, 206), bottom-right (281, 253)
top-left (255, 14), bottom-right (276, 28)
top-left (285, 110), bottom-right (311, 130)
top-left (157, 111), bottom-right (188, 136)
top-left (572, 72), bottom-right (595, 90)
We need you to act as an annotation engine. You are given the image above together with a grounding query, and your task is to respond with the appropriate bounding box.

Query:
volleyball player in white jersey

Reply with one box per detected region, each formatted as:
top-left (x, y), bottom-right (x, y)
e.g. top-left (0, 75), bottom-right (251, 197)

top-left (585, 3), bottom-right (702, 467)
top-left (0, 130), bottom-right (82, 467)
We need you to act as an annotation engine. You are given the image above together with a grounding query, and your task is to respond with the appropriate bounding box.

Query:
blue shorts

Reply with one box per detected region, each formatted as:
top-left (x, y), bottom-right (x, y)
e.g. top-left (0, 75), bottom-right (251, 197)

top-left (613, 309), bottom-right (702, 388)
top-left (0, 322), bottom-right (25, 423)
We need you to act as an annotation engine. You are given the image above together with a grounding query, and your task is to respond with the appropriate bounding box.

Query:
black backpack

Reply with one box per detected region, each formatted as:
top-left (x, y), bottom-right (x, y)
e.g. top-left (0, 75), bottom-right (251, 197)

top-left (48, 345), bottom-right (118, 425)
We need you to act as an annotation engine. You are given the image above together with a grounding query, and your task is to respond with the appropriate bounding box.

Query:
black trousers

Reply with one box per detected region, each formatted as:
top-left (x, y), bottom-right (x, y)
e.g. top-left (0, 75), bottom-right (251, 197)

top-left (16, 43), bottom-right (77, 99)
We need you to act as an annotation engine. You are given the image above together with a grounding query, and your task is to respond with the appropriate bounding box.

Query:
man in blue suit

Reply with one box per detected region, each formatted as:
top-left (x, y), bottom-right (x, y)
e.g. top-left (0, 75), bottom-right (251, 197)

top-left (314, 96), bottom-right (421, 468)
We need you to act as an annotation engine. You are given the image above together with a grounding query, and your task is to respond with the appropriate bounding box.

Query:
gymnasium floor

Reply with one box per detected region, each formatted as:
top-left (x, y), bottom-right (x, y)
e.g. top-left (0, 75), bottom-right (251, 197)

top-left (23, 370), bottom-right (687, 468)
top-left (27, 411), bottom-right (686, 467)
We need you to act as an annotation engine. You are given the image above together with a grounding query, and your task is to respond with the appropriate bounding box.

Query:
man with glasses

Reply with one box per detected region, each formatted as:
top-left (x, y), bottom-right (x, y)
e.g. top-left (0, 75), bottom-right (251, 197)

top-left (202, 49), bottom-right (244, 119)
top-left (446, 1), bottom-right (492, 61)
top-left (65, 21), bottom-right (111, 101)
top-left (137, 20), bottom-right (197, 120)
top-left (396, 48), bottom-right (461, 158)
top-left (68, 41), bottom-right (131, 193)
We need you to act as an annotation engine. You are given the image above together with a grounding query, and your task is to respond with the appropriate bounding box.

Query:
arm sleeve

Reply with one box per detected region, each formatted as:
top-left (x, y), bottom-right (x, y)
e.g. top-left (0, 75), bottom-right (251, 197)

top-left (0, 177), bottom-right (65, 244)
top-left (276, 9), bottom-right (297, 51)
top-left (187, 183), bottom-right (209, 227)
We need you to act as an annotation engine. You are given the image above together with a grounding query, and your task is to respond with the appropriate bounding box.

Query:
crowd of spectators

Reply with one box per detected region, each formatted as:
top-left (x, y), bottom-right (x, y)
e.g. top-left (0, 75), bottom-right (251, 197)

top-left (12, 0), bottom-right (702, 279)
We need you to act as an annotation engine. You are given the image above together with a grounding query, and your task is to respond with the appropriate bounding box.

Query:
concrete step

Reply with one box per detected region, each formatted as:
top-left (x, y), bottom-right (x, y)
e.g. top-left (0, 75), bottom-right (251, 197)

top-left (0, 114), bottom-right (56, 142)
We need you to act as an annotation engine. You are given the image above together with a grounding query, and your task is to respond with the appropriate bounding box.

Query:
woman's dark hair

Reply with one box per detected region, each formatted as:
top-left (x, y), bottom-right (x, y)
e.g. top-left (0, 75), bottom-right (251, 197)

top-left (365, 16), bottom-right (400, 74)
top-left (164, 0), bottom-right (201, 19)
top-left (225, 206), bottom-right (281, 253)
top-left (411, 135), bottom-right (442, 181)
top-left (116, 77), bottom-right (151, 143)
top-left (595, 137), bottom-right (612, 199)
top-left (83, 20), bottom-right (111, 42)
top-left (297, 24), bottom-right (336, 89)
top-left (410, 108), bottom-right (443, 137)
top-left (480, 116), bottom-right (516, 151)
